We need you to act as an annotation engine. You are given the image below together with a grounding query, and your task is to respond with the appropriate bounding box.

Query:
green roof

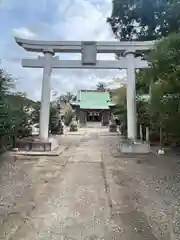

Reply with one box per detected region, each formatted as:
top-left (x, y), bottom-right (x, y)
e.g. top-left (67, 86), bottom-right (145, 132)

top-left (78, 91), bottom-right (111, 109)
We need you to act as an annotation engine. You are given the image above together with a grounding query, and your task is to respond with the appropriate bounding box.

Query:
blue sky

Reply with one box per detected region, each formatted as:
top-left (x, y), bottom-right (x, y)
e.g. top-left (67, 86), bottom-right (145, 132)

top-left (0, 0), bottom-right (125, 100)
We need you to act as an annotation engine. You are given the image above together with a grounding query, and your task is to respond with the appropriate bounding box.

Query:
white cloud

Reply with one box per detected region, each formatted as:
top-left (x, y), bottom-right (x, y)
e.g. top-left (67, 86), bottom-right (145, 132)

top-left (48, 0), bottom-right (124, 98)
top-left (54, 0), bottom-right (114, 41)
top-left (12, 27), bottom-right (37, 39)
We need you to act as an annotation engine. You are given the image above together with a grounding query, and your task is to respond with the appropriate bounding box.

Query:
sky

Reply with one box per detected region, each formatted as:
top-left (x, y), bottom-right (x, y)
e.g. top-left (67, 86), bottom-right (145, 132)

top-left (0, 0), bottom-right (125, 101)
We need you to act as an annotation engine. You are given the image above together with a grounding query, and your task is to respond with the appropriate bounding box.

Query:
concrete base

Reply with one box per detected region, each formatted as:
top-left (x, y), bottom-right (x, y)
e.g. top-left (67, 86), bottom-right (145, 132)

top-left (158, 149), bottom-right (165, 155)
top-left (109, 127), bottom-right (117, 132)
top-left (79, 123), bottom-right (86, 128)
top-left (12, 146), bottom-right (68, 156)
top-left (16, 136), bottom-right (59, 152)
top-left (119, 140), bottom-right (151, 154)
top-left (101, 123), bottom-right (109, 126)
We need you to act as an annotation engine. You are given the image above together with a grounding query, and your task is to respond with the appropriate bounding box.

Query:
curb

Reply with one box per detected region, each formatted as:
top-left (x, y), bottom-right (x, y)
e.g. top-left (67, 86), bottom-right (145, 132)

top-left (11, 146), bottom-right (68, 157)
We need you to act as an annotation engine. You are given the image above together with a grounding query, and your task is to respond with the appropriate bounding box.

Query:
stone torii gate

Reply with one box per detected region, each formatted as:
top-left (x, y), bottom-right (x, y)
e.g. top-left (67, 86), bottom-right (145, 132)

top-left (15, 37), bottom-right (154, 141)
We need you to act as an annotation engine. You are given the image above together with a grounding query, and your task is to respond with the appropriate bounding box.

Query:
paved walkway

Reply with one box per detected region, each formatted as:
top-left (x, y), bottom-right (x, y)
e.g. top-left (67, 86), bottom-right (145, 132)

top-left (0, 128), bottom-right (179, 239)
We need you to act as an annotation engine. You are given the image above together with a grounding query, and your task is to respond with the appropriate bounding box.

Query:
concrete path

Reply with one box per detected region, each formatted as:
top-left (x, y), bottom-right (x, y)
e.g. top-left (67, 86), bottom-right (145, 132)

top-left (1, 128), bottom-right (178, 239)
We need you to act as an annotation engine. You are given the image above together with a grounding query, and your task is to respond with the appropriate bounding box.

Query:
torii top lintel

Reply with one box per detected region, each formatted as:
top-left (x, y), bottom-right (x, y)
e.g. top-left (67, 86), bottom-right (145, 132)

top-left (14, 37), bottom-right (155, 54)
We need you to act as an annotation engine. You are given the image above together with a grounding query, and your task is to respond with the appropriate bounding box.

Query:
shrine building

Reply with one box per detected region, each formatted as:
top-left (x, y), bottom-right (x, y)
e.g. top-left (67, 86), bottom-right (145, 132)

top-left (71, 90), bottom-right (115, 126)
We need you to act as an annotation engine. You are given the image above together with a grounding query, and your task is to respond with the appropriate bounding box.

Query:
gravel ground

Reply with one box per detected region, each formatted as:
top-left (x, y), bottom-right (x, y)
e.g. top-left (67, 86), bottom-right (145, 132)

top-left (0, 128), bottom-right (180, 239)
top-left (102, 135), bottom-right (180, 240)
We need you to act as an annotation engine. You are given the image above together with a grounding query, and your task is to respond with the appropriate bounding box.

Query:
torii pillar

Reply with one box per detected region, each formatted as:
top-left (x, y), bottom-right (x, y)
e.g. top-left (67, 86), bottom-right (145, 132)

top-left (39, 49), bottom-right (54, 140)
top-left (124, 51), bottom-right (137, 140)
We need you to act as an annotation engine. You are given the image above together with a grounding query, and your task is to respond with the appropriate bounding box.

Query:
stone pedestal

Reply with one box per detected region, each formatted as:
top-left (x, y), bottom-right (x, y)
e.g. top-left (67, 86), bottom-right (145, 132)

top-left (109, 125), bottom-right (117, 132)
top-left (119, 140), bottom-right (150, 154)
top-left (17, 136), bottom-right (59, 152)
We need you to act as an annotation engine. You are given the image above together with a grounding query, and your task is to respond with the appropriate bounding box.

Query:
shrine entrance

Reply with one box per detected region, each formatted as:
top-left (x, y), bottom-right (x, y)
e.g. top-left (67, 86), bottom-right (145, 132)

top-left (14, 37), bottom-right (154, 141)
top-left (87, 111), bottom-right (101, 122)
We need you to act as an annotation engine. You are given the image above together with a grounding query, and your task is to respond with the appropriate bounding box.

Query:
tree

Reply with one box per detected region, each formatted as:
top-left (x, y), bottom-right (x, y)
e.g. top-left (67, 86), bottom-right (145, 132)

top-left (0, 65), bottom-right (41, 151)
top-left (57, 92), bottom-right (75, 103)
top-left (147, 33), bottom-right (180, 145)
top-left (96, 82), bottom-right (107, 91)
top-left (110, 80), bottom-right (127, 134)
top-left (107, 0), bottom-right (180, 41)
top-left (64, 107), bottom-right (74, 126)
top-left (0, 68), bottom-right (15, 150)
top-left (30, 102), bottom-right (40, 124)
top-left (113, 81), bottom-right (151, 137)
top-left (136, 33), bottom-right (180, 145)
top-left (150, 33), bottom-right (180, 89)
top-left (49, 103), bottom-right (59, 133)
top-left (136, 68), bottom-right (154, 94)
top-left (53, 92), bottom-right (75, 126)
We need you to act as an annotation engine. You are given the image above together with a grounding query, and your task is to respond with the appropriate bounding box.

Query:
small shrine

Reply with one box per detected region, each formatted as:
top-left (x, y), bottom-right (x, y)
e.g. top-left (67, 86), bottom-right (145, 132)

top-left (71, 90), bottom-right (115, 126)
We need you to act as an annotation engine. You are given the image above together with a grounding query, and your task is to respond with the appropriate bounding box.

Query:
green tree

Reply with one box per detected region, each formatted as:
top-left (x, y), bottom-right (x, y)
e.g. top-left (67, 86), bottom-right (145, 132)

top-left (111, 82), bottom-right (127, 135)
top-left (148, 33), bottom-right (180, 145)
top-left (58, 92), bottom-right (75, 103)
top-left (0, 66), bottom-right (40, 151)
top-left (49, 103), bottom-right (59, 132)
top-left (150, 33), bottom-right (180, 89)
top-left (107, 0), bottom-right (180, 110)
top-left (107, 0), bottom-right (180, 41)
top-left (30, 102), bottom-right (40, 124)
top-left (54, 92), bottom-right (75, 126)
top-left (0, 68), bottom-right (14, 150)
top-left (96, 82), bottom-right (107, 91)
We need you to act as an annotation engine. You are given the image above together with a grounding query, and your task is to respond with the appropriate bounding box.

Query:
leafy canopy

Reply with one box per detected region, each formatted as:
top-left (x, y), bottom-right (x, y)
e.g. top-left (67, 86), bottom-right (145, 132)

top-left (150, 32), bottom-right (180, 91)
top-left (107, 0), bottom-right (180, 41)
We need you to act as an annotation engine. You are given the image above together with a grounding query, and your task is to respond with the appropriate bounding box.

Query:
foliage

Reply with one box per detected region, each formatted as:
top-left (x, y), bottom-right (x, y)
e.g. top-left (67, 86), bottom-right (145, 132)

top-left (150, 33), bottom-right (180, 88)
top-left (136, 69), bottom-right (153, 94)
top-left (0, 66), bottom-right (40, 151)
top-left (0, 69), bottom-right (14, 137)
top-left (96, 82), bottom-right (107, 91)
top-left (111, 84), bottom-right (127, 135)
top-left (137, 101), bottom-right (148, 124)
top-left (64, 107), bottom-right (74, 126)
top-left (107, 1), bottom-right (180, 145)
top-left (149, 81), bottom-right (180, 145)
top-left (143, 33), bottom-right (180, 145)
top-left (112, 85), bottom-right (126, 107)
top-left (57, 92), bottom-right (75, 103)
top-left (53, 92), bottom-right (75, 126)
top-left (30, 102), bottom-right (40, 124)
top-left (107, 0), bottom-right (180, 41)
top-left (49, 103), bottom-right (60, 133)
top-left (112, 80), bottom-right (150, 137)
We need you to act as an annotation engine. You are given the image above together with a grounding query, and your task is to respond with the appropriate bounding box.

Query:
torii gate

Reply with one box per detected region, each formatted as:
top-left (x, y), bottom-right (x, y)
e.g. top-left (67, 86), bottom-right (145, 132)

top-left (14, 37), bottom-right (154, 141)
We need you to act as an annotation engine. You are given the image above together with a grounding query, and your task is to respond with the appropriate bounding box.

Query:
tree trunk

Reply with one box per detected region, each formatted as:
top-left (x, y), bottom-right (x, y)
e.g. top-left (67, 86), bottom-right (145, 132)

top-left (160, 126), bottom-right (163, 149)
top-left (12, 135), bottom-right (17, 148)
top-left (0, 135), bottom-right (5, 152)
top-left (140, 124), bottom-right (143, 141)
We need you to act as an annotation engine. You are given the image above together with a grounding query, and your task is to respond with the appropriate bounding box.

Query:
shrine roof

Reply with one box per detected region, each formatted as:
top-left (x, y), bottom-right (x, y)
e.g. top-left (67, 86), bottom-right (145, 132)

top-left (77, 90), bottom-right (114, 110)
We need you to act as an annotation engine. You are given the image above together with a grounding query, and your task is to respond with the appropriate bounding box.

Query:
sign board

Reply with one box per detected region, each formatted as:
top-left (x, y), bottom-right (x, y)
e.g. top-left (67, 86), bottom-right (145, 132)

top-left (81, 42), bottom-right (97, 65)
